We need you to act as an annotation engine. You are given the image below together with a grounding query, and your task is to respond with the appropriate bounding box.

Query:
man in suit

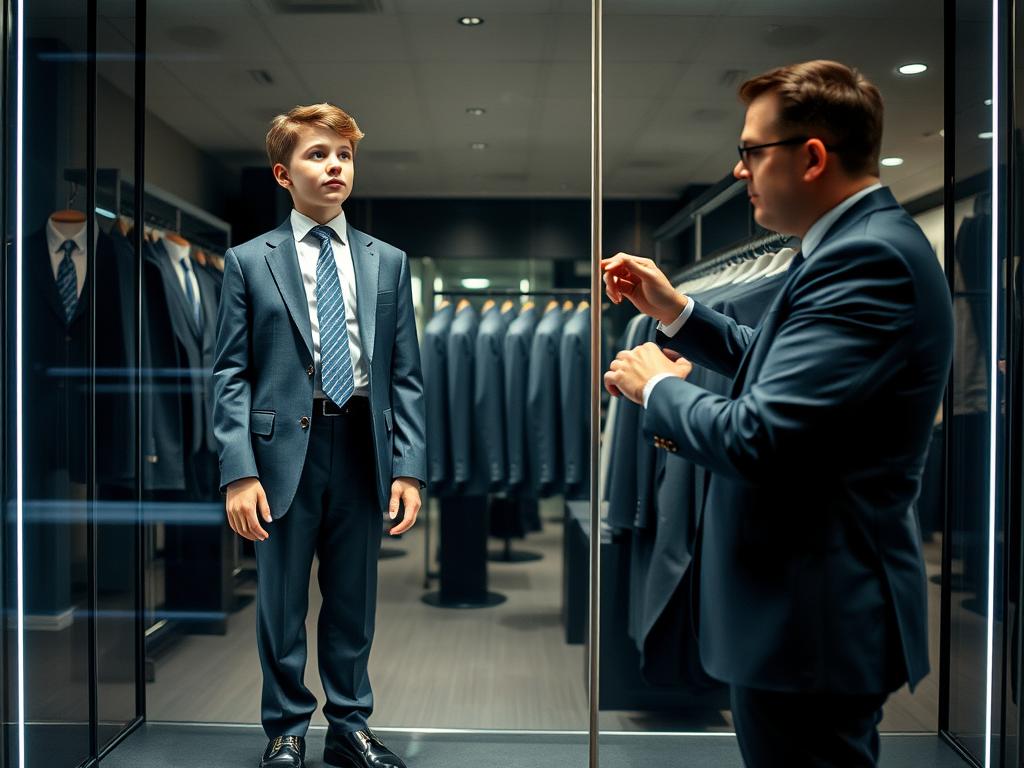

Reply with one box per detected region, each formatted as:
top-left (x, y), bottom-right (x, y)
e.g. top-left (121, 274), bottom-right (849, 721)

top-left (213, 103), bottom-right (425, 768)
top-left (602, 60), bottom-right (953, 767)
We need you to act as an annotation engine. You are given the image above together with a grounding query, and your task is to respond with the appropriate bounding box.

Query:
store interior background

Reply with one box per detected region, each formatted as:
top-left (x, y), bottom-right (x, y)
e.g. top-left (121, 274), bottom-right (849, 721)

top-left (11, 0), bottom-right (1009, 766)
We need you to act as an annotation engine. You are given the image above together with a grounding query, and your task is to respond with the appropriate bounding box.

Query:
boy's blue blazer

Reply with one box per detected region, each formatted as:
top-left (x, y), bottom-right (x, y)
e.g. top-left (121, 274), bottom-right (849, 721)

top-left (212, 217), bottom-right (426, 517)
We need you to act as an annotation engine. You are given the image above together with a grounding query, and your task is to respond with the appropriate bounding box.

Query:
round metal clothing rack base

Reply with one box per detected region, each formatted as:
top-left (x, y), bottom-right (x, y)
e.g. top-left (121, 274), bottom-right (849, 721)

top-left (488, 549), bottom-right (544, 563)
top-left (421, 591), bottom-right (507, 609)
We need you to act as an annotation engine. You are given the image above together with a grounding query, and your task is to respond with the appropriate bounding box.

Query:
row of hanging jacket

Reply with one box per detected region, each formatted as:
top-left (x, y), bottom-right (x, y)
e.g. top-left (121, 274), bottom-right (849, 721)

top-left (601, 240), bottom-right (797, 690)
top-left (422, 296), bottom-right (592, 502)
top-left (20, 210), bottom-right (226, 500)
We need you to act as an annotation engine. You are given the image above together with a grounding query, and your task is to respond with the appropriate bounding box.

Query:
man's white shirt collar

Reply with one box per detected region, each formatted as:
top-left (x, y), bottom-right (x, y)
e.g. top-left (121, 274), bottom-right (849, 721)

top-left (799, 182), bottom-right (883, 260)
top-left (291, 209), bottom-right (347, 245)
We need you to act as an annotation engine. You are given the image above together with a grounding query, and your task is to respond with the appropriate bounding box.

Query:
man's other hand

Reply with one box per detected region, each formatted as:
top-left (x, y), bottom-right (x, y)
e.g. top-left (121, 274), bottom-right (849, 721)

top-left (388, 477), bottom-right (421, 536)
top-left (601, 253), bottom-right (689, 325)
top-left (604, 342), bottom-right (693, 405)
top-left (226, 477), bottom-right (271, 542)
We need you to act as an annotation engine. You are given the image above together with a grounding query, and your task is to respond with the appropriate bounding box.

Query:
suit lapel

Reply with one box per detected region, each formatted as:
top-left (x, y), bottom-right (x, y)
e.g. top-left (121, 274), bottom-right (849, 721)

top-left (348, 224), bottom-right (379, 363)
top-left (265, 221), bottom-right (314, 361)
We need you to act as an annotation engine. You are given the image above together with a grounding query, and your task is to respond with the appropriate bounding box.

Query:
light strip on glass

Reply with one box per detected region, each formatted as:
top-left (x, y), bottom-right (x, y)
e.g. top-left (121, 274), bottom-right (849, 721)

top-left (984, 0), bottom-right (999, 764)
top-left (15, 0), bottom-right (27, 764)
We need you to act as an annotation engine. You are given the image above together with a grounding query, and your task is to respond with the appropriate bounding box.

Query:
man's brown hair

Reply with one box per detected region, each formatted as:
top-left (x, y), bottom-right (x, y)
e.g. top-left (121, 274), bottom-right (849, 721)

top-left (739, 60), bottom-right (883, 177)
top-left (266, 103), bottom-right (365, 168)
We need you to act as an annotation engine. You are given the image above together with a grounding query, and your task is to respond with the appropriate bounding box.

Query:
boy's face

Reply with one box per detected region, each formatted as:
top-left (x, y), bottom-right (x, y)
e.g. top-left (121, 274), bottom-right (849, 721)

top-left (274, 124), bottom-right (355, 221)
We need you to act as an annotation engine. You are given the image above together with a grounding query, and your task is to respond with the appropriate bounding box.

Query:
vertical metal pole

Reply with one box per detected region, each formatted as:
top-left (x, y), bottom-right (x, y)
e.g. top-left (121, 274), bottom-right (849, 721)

top-left (589, 0), bottom-right (602, 766)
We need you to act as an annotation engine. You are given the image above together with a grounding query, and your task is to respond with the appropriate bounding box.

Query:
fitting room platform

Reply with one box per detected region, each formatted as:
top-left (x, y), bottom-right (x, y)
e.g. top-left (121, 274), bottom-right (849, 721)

top-left (99, 723), bottom-right (968, 767)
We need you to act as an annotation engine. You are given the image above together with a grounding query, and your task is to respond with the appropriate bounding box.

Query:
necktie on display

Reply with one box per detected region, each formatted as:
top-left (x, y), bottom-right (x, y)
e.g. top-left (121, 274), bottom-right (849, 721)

top-left (179, 257), bottom-right (203, 333)
top-left (56, 239), bottom-right (78, 324)
top-left (311, 225), bottom-right (355, 407)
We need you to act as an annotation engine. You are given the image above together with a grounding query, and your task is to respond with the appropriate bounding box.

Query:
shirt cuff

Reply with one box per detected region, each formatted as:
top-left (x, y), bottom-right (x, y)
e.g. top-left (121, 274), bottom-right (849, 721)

top-left (657, 297), bottom-right (695, 338)
top-left (643, 373), bottom-right (675, 409)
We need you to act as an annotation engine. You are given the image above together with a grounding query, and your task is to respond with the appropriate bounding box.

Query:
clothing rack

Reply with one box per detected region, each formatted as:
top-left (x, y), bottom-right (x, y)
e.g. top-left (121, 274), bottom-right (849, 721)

top-left (436, 288), bottom-right (591, 298)
top-left (669, 231), bottom-right (795, 285)
top-left (64, 168), bottom-right (231, 253)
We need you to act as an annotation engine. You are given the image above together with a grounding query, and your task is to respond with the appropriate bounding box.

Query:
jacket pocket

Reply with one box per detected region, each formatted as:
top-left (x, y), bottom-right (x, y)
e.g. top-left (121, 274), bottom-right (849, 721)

top-left (250, 410), bottom-right (276, 437)
top-left (383, 408), bottom-right (393, 432)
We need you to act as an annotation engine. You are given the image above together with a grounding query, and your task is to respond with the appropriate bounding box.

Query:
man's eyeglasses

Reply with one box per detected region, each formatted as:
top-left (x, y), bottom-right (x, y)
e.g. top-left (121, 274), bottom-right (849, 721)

top-left (736, 136), bottom-right (838, 162)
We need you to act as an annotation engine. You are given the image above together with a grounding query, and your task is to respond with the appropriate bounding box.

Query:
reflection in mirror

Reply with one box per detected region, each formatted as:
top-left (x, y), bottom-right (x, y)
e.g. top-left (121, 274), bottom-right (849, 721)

top-left (600, 1), bottom-right (947, 762)
top-left (123, 2), bottom-right (592, 765)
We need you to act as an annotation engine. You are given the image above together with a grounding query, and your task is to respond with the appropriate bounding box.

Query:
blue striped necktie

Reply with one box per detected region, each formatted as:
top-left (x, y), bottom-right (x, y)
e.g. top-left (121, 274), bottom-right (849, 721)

top-left (56, 239), bottom-right (78, 324)
top-left (310, 225), bottom-right (355, 407)
top-left (179, 257), bottom-right (203, 332)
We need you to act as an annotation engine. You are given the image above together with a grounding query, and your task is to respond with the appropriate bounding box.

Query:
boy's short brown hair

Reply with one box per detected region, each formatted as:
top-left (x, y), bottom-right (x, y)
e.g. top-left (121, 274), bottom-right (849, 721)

top-left (266, 103), bottom-right (365, 168)
top-left (739, 60), bottom-right (884, 177)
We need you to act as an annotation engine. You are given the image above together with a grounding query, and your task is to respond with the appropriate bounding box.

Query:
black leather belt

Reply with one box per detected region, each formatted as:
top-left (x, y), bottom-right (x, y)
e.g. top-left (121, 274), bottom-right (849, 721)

top-left (313, 396), bottom-right (369, 417)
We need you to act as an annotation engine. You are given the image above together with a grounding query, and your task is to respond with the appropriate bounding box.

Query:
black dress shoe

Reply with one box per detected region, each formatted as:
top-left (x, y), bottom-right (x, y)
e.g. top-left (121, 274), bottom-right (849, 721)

top-left (260, 735), bottom-right (305, 768)
top-left (324, 729), bottom-right (406, 768)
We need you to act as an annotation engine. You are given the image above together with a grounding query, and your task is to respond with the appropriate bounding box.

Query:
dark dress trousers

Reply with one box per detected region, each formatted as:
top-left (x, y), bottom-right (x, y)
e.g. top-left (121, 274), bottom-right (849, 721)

top-left (645, 188), bottom-right (953, 762)
top-left (212, 217), bottom-right (426, 737)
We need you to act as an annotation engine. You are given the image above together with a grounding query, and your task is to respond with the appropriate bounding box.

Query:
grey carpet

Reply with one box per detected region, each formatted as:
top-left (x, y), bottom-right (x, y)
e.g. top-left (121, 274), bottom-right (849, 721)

top-left (100, 723), bottom-right (969, 767)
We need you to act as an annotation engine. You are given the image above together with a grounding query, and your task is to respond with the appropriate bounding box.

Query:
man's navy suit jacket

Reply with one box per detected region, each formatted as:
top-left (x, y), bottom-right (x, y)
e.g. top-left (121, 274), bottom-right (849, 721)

top-left (645, 187), bottom-right (953, 694)
top-left (213, 217), bottom-right (426, 517)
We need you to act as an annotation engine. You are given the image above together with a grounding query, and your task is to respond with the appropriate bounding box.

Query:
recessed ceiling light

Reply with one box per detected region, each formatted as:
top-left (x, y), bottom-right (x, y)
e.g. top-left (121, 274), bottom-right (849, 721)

top-left (979, 131), bottom-right (994, 140)
top-left (462, 278), bottom-right (490, 289)
top-left (898, 63), bottom-right (928, 75)
top-left (985, 98), bottom-right (993, 106)
top-left (470, 142), bottom-right (487, 150)
top-left (458, 16), bottom-right (484, 26)
top-left (466, 107), bottom-right (486, 116)
top-left (880, 157), bottom-right (904, 167)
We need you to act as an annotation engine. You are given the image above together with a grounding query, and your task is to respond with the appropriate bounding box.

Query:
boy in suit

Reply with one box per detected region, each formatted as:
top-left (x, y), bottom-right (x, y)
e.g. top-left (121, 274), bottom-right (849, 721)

top-left (213, 103), bottom-right (425, 768)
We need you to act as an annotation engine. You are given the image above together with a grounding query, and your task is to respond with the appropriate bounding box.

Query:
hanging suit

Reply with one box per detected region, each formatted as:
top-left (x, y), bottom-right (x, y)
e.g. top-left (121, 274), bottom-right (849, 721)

top-left (559, 305), bottom-right (591, 500)
top-left (475, 305), bottom-right (510, 489)
top-left (446, 304), bottom-right (490, 495)
top-left (527, 304), bottom-right (566, 497)
top-left (422, 303), bottom-right (455, 492)
top-left (645, 189), bottom-right (953, 761)
top-left (504, 306), bottom-right (540, 492)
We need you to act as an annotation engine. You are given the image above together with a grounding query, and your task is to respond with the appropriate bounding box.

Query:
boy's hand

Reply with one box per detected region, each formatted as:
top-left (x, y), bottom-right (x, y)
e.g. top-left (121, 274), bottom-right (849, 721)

top-left (226, 477), bottom-right (271, 541)
top-left (388, 477), bottom-right (421, 536)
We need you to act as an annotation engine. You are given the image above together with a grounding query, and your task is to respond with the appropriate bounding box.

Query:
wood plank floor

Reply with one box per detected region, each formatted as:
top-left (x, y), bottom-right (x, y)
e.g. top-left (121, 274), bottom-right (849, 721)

top-left (146, 500), bottom-right (948, 732)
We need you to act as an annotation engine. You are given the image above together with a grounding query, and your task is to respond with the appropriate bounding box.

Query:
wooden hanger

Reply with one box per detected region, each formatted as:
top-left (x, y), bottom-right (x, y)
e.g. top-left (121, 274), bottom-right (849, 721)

top-left (562, 299), bottom-right (575, 311)
top-left (482, 299), bottom-right (497, 313)
top-left (545, 299), bottom-right (559, 313)
top-left (194, 249), bottom-right (208, 267)
top-left (437, 299), bottom-right (451, 310)
top-left (501, 299), bottom-right (515, 314)
top-left (577, 300), bottom-right (590, 312)
top-left (521, 300), bottom-right (535, 312)
top-left (457, 298), bottom-right (472, 312)
top-left (165, 232), bottom-right (190, 247)
top-left (50, 209), bottom-right (86, 223)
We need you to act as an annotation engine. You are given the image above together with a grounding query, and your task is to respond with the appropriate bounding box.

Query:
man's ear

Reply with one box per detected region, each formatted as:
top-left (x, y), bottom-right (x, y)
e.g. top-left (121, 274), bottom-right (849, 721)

top-left (802, 139), bottom-right (828, 182)
top-left (272, 163), bottom-right (291, 189)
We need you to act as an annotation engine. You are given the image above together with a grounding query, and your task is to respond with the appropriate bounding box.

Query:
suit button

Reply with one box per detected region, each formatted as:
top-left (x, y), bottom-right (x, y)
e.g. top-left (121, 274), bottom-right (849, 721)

top-left (306, 365), bottom-right (314, 377)
top-left (299, 416), bottom-right (310, 429)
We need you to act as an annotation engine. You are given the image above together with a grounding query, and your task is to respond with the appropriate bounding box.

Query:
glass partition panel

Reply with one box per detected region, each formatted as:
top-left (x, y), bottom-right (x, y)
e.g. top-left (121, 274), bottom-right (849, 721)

top-left (95, 0), bottom-right (141, 751)
top-left (11, 1), bottom-right (93, 765)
